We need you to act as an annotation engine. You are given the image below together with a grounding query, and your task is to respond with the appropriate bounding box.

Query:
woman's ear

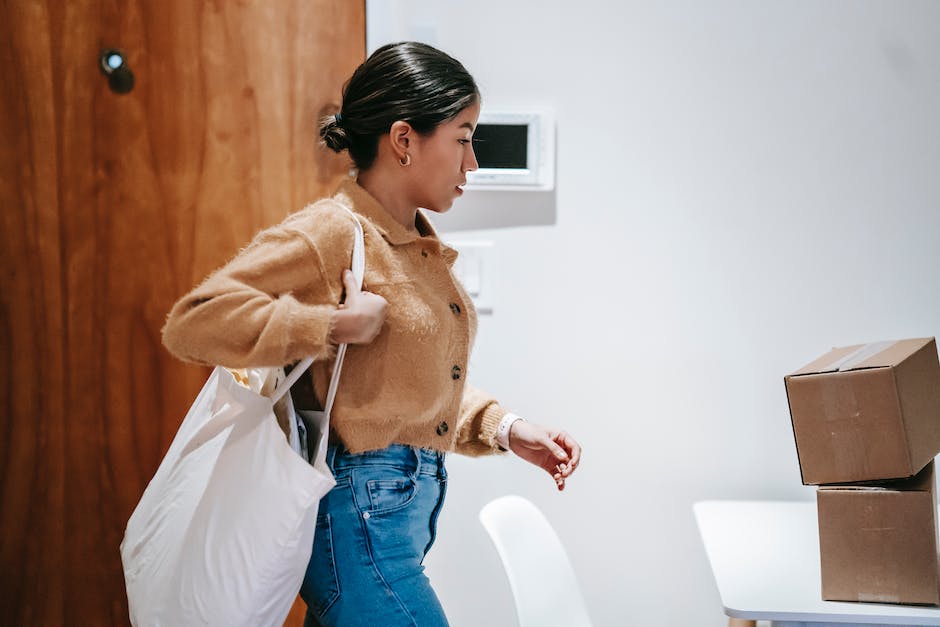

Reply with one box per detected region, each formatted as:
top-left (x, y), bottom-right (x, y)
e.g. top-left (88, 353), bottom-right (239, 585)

top-left (388, 120), bottom-right (412, 162)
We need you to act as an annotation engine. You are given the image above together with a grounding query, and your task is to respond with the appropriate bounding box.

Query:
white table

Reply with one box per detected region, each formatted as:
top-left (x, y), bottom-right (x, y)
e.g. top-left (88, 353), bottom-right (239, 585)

top-left (693, 501), bottom-right (940, 627)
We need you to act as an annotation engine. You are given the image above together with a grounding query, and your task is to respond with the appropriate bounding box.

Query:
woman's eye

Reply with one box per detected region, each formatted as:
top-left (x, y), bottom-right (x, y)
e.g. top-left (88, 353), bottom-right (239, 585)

top-left (458, 139), bottom-right (471, 145)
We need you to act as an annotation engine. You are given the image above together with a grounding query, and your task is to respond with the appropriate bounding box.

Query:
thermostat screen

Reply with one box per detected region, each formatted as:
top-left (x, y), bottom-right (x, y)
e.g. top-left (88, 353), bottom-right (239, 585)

top-left (473, 124), bottom-right (528, 169)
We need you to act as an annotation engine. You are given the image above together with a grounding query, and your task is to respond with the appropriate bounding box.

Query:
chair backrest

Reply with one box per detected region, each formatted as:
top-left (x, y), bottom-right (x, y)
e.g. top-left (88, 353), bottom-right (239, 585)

top-left (479, 495), bottom-right (593, 627)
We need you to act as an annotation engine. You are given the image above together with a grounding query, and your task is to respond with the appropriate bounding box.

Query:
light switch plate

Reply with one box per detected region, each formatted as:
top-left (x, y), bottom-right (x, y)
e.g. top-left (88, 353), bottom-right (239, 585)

top-left (447, 240), bottom-right (494, 315)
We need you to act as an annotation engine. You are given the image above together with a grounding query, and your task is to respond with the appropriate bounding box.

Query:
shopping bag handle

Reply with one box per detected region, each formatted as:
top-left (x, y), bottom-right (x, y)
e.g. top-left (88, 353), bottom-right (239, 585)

top-left (270, 205), bottom-right (365, 409)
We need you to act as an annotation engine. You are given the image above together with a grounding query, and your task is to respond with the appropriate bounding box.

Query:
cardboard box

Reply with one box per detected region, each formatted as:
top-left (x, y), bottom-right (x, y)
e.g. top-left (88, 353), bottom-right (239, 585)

top-left (785, 337), bottom-right (940, 485)
top-left (817, 461), bottom-right (939, 605)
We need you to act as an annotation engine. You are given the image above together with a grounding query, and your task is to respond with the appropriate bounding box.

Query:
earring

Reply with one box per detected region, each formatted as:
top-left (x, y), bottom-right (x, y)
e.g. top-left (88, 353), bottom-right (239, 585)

top-left (399, 154), bottom-right (411, 167)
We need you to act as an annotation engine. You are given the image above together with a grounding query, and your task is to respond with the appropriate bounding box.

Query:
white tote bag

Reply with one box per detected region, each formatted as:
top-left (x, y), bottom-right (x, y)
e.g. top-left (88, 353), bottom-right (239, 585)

top-left (121, 208), bottom-right (364, 627)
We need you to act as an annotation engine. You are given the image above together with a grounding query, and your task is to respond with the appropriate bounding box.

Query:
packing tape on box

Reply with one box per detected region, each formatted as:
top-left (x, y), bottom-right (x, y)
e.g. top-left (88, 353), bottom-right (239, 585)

top-left (818, 340), bottom-right (897, 373)
top-left (858, 592), bottom-right (901, 603)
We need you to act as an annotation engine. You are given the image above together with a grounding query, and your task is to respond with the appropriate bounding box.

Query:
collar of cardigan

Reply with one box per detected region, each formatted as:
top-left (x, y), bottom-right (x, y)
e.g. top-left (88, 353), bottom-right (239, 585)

top-left (334, 178), bottom-right (458, 266)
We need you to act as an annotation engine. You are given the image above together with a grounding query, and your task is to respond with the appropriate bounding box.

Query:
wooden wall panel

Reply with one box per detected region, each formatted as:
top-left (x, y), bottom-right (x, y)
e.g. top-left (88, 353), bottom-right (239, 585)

top-left (0, 2), bottom-right (365, 624)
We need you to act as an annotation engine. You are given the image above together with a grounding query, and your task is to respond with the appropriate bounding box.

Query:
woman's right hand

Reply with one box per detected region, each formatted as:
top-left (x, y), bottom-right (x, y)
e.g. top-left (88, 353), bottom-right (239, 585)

top-left (329, 270), bottom-right (389, 344)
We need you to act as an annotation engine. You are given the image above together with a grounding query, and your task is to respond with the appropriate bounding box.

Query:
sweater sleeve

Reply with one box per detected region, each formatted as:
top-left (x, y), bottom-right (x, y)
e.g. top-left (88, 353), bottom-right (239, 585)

top-left (452, 384), bottom-right (510, 457)
top-left (161, 203), bottom-right (357, 368)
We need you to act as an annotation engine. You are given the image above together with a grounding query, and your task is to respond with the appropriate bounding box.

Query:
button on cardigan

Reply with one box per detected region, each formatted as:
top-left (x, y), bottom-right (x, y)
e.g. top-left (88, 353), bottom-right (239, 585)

top-left (162, 178), bottom-right (509, 456)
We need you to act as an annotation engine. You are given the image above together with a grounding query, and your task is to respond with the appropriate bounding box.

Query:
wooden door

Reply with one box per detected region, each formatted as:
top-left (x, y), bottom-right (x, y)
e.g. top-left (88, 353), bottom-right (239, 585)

top-left (0, 2), bottom-right (364, 624)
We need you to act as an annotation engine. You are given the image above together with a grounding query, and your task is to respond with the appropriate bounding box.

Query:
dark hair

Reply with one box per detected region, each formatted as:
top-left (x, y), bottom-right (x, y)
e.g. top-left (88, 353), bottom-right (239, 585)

top-left (320, 42), bottom-right (479, 170)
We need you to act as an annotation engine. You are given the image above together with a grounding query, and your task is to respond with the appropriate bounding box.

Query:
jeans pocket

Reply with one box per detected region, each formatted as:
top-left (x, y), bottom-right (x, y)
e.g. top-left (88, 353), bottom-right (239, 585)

top-left (302, 513), bottom-right (341, 617)
top-left (366, 476), bottom-right (418, 515)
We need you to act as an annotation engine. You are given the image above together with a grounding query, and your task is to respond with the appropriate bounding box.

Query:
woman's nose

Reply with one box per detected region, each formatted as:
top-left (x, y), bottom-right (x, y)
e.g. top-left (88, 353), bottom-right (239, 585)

top-left (463, 145), bottom-right (479, 172)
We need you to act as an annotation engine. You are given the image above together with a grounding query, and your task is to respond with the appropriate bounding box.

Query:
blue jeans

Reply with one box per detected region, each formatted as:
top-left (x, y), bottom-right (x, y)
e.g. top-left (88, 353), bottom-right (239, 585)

top-left (300, 443), bottom-right (450, 627)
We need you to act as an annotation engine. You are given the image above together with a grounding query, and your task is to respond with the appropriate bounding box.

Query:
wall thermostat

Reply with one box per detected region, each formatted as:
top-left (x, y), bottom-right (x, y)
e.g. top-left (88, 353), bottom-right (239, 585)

top-left (467, 111), bottom-right (555, 191)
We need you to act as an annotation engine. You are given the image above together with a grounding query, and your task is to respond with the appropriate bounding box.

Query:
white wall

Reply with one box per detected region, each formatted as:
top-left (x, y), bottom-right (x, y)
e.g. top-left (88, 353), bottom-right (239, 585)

top-left (366, 2), bottom-right (940, 625)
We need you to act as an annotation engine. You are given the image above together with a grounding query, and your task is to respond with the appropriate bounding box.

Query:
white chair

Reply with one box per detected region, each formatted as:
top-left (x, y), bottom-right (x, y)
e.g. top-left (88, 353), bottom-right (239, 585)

top-left (479, 495), bottom-right (593, 627)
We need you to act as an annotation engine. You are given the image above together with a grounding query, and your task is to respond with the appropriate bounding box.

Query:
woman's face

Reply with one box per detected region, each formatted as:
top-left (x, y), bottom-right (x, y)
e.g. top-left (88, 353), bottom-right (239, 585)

top-left (408, 99), bottom-right (481, 213)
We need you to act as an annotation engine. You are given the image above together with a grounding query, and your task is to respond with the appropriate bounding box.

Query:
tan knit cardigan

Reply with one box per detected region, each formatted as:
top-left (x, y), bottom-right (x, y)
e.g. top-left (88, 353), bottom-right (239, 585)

top-left (162, 178), bottom-right (508, 456)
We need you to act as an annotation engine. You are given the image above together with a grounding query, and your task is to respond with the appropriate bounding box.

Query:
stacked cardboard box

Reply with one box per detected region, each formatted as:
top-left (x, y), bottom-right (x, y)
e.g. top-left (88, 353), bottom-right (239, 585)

top-left (785, 337), bottom-right (940, 605)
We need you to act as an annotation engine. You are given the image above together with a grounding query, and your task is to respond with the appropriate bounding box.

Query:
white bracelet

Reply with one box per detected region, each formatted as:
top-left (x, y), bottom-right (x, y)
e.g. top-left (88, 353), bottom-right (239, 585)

top-left (496, 413), bottom-right (525, 450)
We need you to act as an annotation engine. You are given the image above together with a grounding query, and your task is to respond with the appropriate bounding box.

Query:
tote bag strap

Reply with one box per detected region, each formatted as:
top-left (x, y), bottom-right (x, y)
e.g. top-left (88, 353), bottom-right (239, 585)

top-left (270, 205), bottom-right (365, 408)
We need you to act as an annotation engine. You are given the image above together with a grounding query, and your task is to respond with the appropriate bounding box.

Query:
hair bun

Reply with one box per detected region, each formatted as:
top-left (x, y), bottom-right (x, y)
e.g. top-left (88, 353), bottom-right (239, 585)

top-left (319, 115), bottom-right (350, 153)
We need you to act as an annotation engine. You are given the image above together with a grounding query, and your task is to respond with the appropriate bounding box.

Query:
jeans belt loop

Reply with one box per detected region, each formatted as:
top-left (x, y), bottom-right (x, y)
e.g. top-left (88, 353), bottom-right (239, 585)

top-left (325, 443), bottom-right (338, 470)
top-left (413, 446), bottom-right (423, 478)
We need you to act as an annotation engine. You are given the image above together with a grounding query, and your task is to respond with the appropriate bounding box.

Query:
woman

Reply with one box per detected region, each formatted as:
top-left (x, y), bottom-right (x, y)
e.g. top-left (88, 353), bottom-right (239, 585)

top-left (162, 41), bottom-right (581, 627)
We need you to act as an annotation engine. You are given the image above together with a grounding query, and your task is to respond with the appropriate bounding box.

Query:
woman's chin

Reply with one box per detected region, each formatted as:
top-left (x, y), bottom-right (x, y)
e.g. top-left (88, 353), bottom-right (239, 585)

top-left (423, 201), bottom-right (454, 214)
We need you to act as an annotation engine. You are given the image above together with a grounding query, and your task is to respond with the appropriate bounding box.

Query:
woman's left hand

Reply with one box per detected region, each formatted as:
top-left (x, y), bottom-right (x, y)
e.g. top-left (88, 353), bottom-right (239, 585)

top-left (508, 421), bottom-right (582, 491)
